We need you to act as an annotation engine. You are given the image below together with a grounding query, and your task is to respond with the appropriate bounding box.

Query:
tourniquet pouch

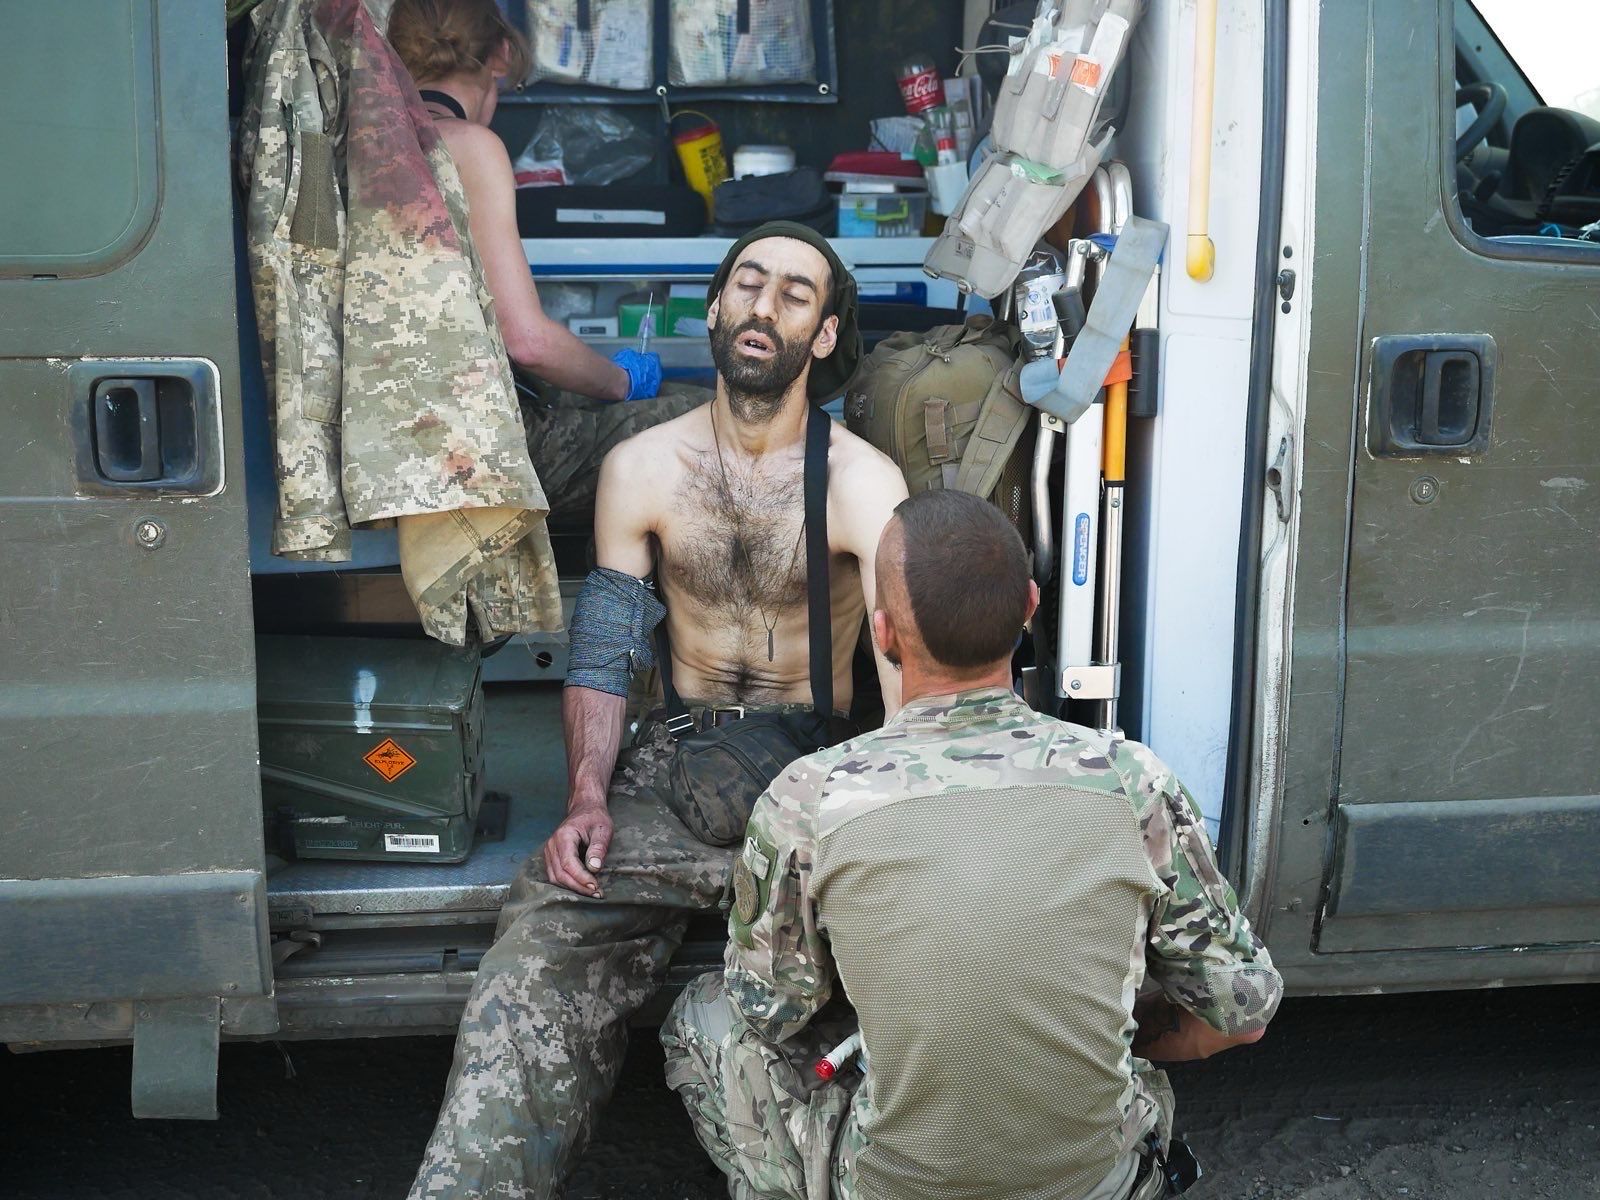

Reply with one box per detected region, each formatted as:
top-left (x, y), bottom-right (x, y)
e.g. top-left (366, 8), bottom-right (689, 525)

top-left (924, 143), bottom-right (1108, 298)
top-left (923, 0), bottom-right (1139, 299)
top-left (668, 0), bottom-right (816, 86)
top-left (527, 0), bottom-right (653, 90)
top-left (989, 0), bottom-right (1142, 167)
top-left (664, 709), bottom-right (857, 846)
top-left (657, 404), bottom-right (855, 847)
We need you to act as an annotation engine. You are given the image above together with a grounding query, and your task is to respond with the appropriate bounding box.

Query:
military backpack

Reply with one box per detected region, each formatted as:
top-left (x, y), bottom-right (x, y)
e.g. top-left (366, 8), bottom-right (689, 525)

top-left (844, 316), bottom-right (1033, 530)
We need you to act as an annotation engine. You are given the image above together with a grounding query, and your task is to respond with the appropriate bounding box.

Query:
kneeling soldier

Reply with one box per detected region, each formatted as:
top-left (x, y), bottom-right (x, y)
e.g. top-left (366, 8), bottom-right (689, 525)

top-left (664, 489), bottom-right (1283, 1200)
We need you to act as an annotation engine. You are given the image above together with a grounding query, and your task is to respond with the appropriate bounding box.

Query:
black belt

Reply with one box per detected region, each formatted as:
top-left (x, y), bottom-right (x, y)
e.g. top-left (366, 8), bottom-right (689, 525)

top-left (661, 703), bottom-right (817, 737)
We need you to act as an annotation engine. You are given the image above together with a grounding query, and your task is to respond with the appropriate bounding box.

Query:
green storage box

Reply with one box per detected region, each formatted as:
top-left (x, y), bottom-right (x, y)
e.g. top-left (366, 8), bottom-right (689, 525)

top-left (618, 299), bottom-right (662, 341)
top-left (256, 635), bottom-right (485, 864)
top-left (665, 286), bottom-right (708, 335)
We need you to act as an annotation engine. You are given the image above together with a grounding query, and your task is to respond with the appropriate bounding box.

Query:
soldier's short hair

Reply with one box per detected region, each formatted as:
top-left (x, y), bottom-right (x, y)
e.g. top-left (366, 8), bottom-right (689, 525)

top-left (893, 490), bottom-right (1029, 670)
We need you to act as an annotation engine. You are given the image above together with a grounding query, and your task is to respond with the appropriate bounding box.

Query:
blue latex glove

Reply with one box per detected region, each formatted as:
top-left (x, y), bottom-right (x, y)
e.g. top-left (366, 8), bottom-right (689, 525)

top-left (610, 349), bottom-right (662, 401)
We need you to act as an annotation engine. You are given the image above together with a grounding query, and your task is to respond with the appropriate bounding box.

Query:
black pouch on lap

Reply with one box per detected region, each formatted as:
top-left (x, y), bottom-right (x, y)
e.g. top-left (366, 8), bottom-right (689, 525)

top-left (665, 710), bottom-right (854, 845)
top-left (657, 404), bottom-right (859, 846)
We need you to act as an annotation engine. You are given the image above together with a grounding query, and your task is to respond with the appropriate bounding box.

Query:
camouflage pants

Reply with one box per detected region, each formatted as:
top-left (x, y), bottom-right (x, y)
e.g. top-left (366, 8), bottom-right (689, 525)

top-left (661, 972), bottom-right (865, 1200)
top-left (521, 382), bottom-right (707, 524)
top-left (408, 721), bottom-right (734, 1200)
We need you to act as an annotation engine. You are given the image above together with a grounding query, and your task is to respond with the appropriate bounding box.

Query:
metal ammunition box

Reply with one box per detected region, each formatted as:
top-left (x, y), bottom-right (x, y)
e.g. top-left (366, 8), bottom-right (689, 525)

top-left (255, 636), bottom-right (485, 864)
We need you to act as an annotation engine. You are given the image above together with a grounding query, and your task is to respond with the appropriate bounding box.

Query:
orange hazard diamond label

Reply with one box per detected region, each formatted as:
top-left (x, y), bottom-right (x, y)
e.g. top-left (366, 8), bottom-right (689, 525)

top-left (363, 738), bottom-right (417, 783)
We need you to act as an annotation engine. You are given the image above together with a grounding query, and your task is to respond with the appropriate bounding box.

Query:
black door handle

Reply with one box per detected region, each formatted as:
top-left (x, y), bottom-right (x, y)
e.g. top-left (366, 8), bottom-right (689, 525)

top-left (69, 359), bottom-right (223, 496)
top-left (1368, 334), bottom-right (1496, 458)
top-left (1417, 351), bottom-right (1480, 446)
top-left (92, 378), bottom-right (163, 482)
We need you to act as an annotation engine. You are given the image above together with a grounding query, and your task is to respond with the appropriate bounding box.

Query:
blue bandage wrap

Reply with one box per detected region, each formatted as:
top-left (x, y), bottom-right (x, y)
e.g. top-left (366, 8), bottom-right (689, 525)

top-left (566, 568), bottom-right (667, 696)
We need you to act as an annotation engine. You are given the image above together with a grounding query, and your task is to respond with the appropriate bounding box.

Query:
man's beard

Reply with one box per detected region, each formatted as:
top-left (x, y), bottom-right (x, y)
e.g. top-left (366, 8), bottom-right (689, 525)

top-left (710, 316), bottom-right (817, 424)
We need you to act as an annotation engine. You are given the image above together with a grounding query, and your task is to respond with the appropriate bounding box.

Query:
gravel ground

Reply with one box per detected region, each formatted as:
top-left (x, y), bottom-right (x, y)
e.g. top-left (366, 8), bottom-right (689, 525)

top-left (3, 982), bottom-right (1597, 1199)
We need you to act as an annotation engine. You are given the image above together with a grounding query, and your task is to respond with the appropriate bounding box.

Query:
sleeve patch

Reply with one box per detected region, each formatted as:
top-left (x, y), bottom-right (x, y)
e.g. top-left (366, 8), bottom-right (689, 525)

top-left (731, 858), bottom-right (761, 925)
top-left (729, 833), bottom-right (778, 948)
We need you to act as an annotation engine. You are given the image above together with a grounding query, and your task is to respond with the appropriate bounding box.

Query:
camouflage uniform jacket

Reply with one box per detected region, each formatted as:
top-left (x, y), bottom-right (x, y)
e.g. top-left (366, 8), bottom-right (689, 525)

top-left (726, 686), bottom-right (1283, 1197)
top-left (237, 0), bottom-right (562, 644)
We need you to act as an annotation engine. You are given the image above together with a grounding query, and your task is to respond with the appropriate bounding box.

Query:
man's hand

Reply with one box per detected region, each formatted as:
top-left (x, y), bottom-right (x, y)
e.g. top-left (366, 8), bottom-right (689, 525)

top-left (543, 800), bottom-right (613, 897)
top-left (610, 349), bottom-right (663, 401)
top-left (1132, 993), bottom-right (1267, 1063)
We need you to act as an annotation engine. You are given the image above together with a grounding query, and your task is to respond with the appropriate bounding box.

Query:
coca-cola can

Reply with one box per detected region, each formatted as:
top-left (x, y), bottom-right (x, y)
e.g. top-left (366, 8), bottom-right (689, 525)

top-left (897, 57), bottom-right (946, 116)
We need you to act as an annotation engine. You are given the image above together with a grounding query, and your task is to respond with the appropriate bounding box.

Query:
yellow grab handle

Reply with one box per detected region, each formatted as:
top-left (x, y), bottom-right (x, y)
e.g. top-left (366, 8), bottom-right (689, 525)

top-left (1103, 381), bottom-right (1129, 483)
top-left (1102, 336), bottom-right (1130, 483)
top-left (1186, 0), bottom-right (1218, 282)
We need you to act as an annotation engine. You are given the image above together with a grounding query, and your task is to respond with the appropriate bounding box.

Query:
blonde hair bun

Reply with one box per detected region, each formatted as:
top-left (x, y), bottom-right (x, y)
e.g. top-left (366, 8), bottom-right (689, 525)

top-left (389, 0), bottom-right (531, 86)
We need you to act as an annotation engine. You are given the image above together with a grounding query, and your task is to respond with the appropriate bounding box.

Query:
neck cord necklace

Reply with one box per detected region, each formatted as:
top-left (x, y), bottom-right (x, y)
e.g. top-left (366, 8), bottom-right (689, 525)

top-left (709, 401), bottom-right (807, 662)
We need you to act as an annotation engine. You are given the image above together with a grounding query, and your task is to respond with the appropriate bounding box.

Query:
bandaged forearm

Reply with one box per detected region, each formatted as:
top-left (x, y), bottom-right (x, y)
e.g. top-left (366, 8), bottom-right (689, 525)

top-left (565, 567), bottom-right (667, 696)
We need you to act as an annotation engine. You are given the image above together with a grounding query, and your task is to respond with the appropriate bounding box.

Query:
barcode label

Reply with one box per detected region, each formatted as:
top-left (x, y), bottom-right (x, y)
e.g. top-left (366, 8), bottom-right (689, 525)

top-left (384, 833), bottom-right (441, 853)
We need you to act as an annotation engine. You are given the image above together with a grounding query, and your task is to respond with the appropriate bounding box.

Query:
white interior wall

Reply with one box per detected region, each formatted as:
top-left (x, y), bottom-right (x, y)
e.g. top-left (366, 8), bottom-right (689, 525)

top-left (1119, 0), bottom-right (1266, 834)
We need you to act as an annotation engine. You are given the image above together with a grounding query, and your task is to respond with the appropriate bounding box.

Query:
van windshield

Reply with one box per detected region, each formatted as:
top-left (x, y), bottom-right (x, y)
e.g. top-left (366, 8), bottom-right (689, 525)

top-left (1472, 0), bottom-right (1600, 118)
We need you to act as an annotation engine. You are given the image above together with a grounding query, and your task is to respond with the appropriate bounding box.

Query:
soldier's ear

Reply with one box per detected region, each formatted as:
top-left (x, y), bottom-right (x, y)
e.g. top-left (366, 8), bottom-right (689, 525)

top-left (871, 608), bottom-right (899, 665)
top-left (811, 313), bottom-right (839, 360)
top-left (707, 296), bottom-right (721, 331)
top-left (1024, 579), bottom-right (1040, 627)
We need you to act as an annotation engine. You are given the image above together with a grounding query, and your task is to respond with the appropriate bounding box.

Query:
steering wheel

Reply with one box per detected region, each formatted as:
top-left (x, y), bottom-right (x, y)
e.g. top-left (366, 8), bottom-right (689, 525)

top-left (1455, 83), bottom-right (1507, 160)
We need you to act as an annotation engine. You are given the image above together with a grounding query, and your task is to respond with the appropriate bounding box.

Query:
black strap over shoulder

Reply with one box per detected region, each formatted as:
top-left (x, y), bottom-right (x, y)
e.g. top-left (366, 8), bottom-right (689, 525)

top-left (418, 89), bottom-right (467, 121)
top-left (660, 404), bottom-right (834, 719)
top-left (802, 402), bottom-right (833, 717)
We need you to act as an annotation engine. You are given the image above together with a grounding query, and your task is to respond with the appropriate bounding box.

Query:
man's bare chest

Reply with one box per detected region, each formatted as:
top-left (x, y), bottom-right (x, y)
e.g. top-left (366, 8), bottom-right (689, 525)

top-left (660, 454), bottom-right (810, 618)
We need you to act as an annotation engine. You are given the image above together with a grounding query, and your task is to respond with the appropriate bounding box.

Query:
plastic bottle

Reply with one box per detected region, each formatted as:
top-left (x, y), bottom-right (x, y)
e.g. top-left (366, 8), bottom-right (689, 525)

top-left (896, 56), bottom-right (946, 115)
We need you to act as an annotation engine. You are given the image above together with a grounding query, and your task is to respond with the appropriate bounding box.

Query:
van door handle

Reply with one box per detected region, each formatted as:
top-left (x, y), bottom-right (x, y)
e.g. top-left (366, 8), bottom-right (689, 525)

top-left (69, 358), bottom-right (224, 497)
top-left (1367, 334), bottom-right (1496, 458)
top-left (1417, 351), bottom-right (1480, 446)
top-left (92, 378), bottom-right (163, 482)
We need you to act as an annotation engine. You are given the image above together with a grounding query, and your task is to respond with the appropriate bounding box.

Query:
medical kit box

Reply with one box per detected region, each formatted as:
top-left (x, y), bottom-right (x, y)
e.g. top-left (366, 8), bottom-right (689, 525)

top-left (255, 635), bottom-right (485, 864)
top-left (836, 192), bottom-right (929, 238)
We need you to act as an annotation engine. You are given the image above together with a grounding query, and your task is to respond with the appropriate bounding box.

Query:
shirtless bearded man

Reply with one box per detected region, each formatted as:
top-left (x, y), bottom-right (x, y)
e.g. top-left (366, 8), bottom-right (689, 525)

top-left (409, 223), bottom-right (909, 1199)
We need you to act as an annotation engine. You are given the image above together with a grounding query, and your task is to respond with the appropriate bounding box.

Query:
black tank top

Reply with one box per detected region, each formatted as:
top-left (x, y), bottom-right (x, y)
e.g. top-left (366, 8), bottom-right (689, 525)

top-left (418, 89), bottom-right (466, 120)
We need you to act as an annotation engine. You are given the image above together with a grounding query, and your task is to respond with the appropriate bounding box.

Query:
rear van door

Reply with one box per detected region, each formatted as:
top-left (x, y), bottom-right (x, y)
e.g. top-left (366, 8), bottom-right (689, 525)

top-left (0, 0), bottom-right (270, 1114)
top-left (1268, 0), bottom-right (1600, 988)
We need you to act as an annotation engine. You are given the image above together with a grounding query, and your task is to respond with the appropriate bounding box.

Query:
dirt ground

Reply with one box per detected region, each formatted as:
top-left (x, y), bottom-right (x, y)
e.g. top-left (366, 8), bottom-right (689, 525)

top-left (3, 981), bottom-right (1597, 1199)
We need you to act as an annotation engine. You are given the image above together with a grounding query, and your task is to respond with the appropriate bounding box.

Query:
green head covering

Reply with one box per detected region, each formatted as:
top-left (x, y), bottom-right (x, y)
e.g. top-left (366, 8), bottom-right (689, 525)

top-left (706, 221), bottom-right (862, 403)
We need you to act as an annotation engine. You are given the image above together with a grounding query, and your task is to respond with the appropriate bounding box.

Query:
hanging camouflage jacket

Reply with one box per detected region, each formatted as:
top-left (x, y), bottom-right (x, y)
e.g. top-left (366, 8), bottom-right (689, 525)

top-left (237, 0), bottom-right (563, 644)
